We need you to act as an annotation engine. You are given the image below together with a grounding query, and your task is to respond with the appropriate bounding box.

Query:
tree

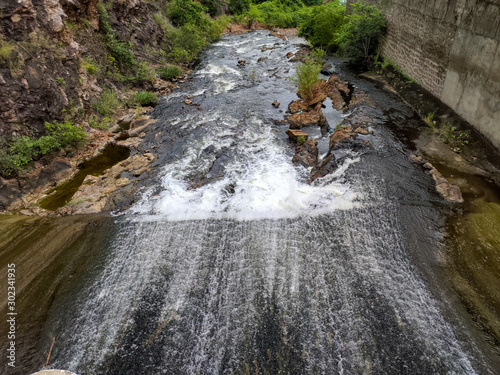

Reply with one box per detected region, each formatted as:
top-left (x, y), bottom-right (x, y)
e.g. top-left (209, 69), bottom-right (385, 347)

top-left (336, 1), bottom-right (386, 61)
top-left (298, 2), bottom-right (346, 52)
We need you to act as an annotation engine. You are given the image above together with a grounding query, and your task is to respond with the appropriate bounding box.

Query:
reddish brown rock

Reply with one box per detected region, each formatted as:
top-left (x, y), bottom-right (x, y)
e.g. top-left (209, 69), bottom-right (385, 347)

top-left (288, 110), bottom-right (326, 128)
top-left (288, 100), bottom-right (309, 114)
top-left (286, 129), bottom-right (308, 142)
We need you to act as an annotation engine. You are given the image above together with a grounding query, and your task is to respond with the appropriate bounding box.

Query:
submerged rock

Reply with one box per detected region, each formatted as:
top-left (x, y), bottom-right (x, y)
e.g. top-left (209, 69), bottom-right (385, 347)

top-left (310, 153), bottom-right (338, 182)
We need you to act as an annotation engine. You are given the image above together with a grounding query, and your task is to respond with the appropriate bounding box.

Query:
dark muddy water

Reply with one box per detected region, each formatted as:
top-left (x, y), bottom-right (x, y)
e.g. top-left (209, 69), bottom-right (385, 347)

top-left (1, 31), bottom-right (499, 374)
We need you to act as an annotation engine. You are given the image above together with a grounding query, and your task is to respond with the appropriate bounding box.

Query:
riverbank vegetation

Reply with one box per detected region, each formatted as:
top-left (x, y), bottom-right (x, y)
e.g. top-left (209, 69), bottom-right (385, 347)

top-left (0, 0), bottom-right (387, 178)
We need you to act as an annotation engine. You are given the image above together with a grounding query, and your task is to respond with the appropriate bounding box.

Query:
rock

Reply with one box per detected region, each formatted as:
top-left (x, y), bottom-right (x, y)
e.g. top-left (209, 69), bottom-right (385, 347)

top-left (410, 154), bottom-right (425, 164)
top-left (354, 127), bottom-right (370, 135)
top-left (307, 92), bottom-right (327, 107)
top-left (292, 139), bottom-right (318, 168)
top-left (118, 112), bottom-right (135, 128)
top-left (272, 100), bottom-right (280, 108)
top-left (238, 59), bottom-right (246, 66)
top-left (428, 166), bottom-right (464, 203)
top-left (270, 31), bottom-right (286, 40)
top-left (257, 56), bottom-right (268, 63)
top-left (311, 153), bottom-right (338, 182)
top-left (288, 110), bottom-right (326, 128)
top-left (185, 98), bottom-right (193, 105)
top-left (288, 100), bottom-right (309, 114)
top-left (261, 45), bottom-right (278, 52)
top-left (286, 129), bottom-right (308, 142)
top-left (286, 52), bottom-right (294, 58)
top-left (329, 126), bottom-right (357, 150)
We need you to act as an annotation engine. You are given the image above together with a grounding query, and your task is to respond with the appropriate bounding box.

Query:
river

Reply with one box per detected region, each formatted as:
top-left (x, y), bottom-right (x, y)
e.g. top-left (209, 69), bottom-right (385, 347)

top-left (1, 30), bottom-right (499, 374)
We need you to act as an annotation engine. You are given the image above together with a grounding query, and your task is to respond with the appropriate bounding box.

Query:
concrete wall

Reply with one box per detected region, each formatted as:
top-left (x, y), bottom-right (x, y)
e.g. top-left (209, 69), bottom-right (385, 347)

top-left (348, 0), bottom-right (500, 149)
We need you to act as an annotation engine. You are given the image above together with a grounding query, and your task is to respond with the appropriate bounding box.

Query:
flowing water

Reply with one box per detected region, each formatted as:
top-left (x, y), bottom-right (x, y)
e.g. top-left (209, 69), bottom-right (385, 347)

top-left (2, 31), bottom-right (499, 374)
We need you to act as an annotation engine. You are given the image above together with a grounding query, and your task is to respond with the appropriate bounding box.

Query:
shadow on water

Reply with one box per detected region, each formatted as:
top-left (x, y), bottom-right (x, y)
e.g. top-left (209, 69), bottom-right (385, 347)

top-left (38, 144), bottom-right (130, 211)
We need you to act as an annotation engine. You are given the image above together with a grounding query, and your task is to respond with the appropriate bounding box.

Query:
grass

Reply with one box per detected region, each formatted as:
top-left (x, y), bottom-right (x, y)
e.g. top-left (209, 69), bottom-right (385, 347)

top-left (158, 64), bottom-right (182, 80)
top-left (92, 89), bottom-right (120, 116)
top-left (135, 91), bottom-right (157, 106)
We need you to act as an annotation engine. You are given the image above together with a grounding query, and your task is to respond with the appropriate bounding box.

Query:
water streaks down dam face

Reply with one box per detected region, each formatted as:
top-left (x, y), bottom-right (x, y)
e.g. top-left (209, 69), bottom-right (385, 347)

top-left (47, 31), bottom-right (491, 374)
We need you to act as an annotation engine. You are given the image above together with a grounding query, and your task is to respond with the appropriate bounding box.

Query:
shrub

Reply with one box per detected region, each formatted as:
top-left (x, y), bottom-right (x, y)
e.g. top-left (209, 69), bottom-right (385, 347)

top-left (135, 91), bottom-right (158, 106)
top-left (159, 64), bottom-right (182, 80)
top-left (98, 2), bottom-right (136, 69)
top-left (336, 1), bottom-right (386, 61)
top-left (89, 115), bottom-right (113, 130)
top-left (229, 0), bottom-right (250, 15)
top-left (0, 122), bottom-right (88, 176)
top-left (439, 120), bottom-right (470, 153)
top-left (92, 89), bottom-right (120, 116)
top-left (167, 0), bottom-right (208, 27)
top-left (290, 51), bottom-right (323, 101)
top-left (134, 61), bottom-right (155, 83)
top-left (202, 0), bottom-right (223, 17)
top-left (299, 1), bottom-right (346, 51)
top-left (153, 11), bottom-right (171, 32)
top-left (168, 23), bottom-right (207, 61)
top-left (45, 121), bottom-right (88, 148)
top-left (297, 135), bottom-right (307, 145)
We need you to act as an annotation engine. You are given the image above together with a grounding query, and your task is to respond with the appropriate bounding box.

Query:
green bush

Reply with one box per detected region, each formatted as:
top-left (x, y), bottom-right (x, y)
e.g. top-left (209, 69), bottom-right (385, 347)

top-left (92, 89), bottom-right (120, 116)
top-left (290, 51), bottom-right (323, 101)
top-left (202, 0), bottom-right (223, 17)
top-left (0, 122), bottom-right (88, 176)
top-left (134, 61), bottom-right (155, 83)
top-left (168, 23), bottom-right (207, 62)
top-left (299, 1), bottom-right (346, 51)
top-left (336, 1), bottom-right (386, 61)
top-left (229, 0), bottom-right (250, 15)
top-left (167, 0), bottom-right (208, 27)
top-left (88, 115), bottom-right (113, 130)
top-left (135, 91), bottom-right (158, 106)
top-left (98, 2), bottom-right (136, 69)
top-left (159, 64), bottom-right (183, 80)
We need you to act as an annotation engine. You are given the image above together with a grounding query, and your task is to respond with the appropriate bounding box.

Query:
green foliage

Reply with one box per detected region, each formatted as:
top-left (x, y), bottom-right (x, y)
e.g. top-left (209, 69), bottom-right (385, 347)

top-left (168, 23), bottom-right (207, 62)
top-left (167, 0), bottom-right (208, 27)
top-left (290, 50), bottom-right (323, 101)
top-left (153, 11), bottom-right (171, 32)
top-left (229, 0), bottom-right (250, 15)
top-left (239, 0), bottom-right (312, 28)
top-left (297, 135), bottom-right (307, 145)
top-left (134, 61), bottom-right (155, 83)
top-left (134, 91), bottom-right (158, 106)
top-left (202, 0), bottom-right (223, 17)
top-left (424, 112), bottom-right (438, 132)
top-left (0, 41), bottom-right (14, 62)
top-left (83, 59), bottom-right (99, 75)
top-left (0, 122), bottom-right (88, 176)
top-left (299, 1), bottom-right (346, 51)
top-left (56, 77), bottom-right (66, 85)
top-left (439, 120), bottom-right (470, 153)
top-left (92, 89), bottom-right (120, 116)
top-left (98, 2), bottom-right (136, 69)
top-left (158, 64), bottom-right (183, 80)
top-left (89, 115), bottom-right (113, 130)
top-left (336, 1), bottom-right (386, 61)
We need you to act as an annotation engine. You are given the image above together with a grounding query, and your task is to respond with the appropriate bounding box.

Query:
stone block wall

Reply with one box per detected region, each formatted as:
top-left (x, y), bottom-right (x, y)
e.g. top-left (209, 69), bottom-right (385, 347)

top-left (348, 0), bottom-right (500, 149)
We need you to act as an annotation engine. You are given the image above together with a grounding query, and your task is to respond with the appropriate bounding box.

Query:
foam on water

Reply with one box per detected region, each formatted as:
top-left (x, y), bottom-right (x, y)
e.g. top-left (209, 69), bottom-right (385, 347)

top-left (129, 115), bottom-right (360, 221)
